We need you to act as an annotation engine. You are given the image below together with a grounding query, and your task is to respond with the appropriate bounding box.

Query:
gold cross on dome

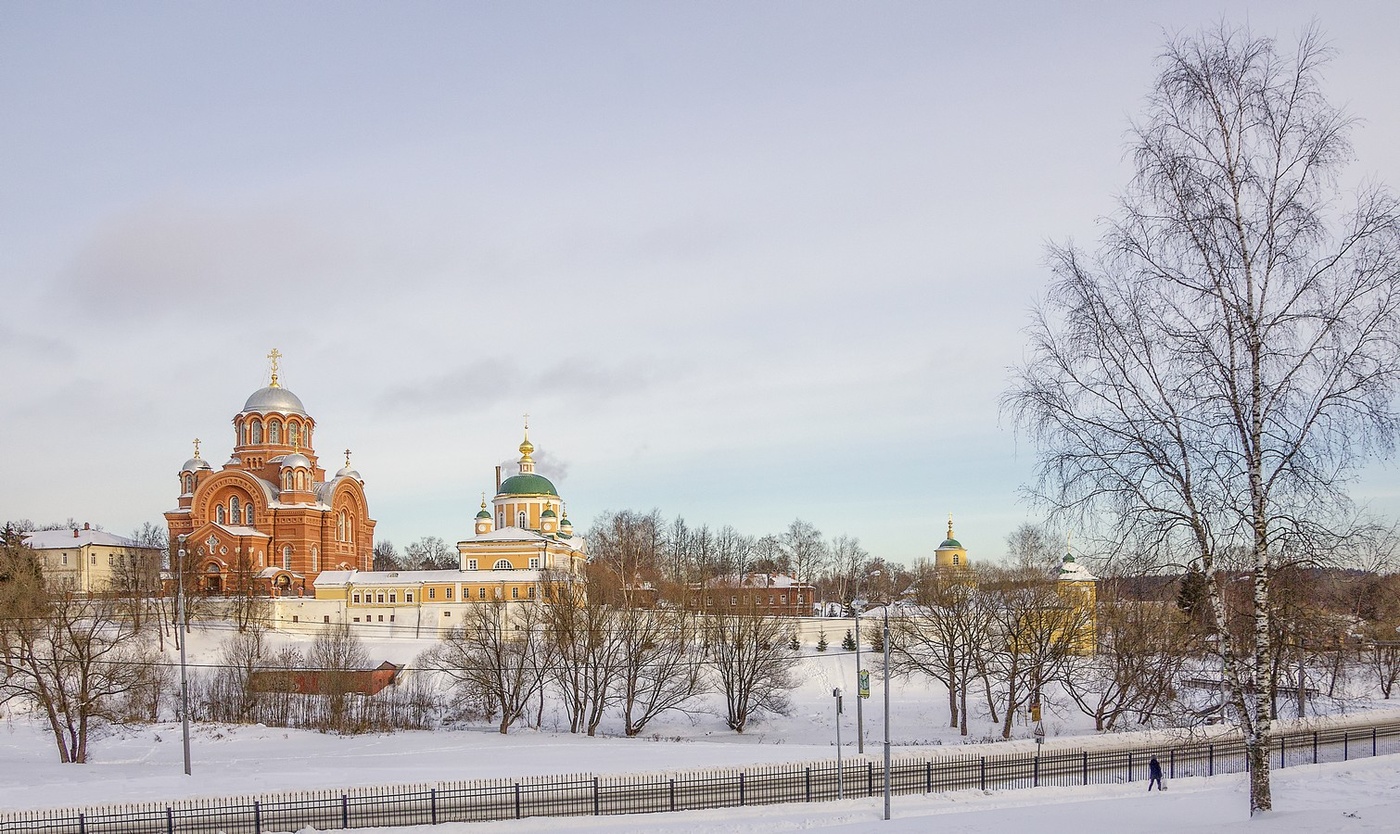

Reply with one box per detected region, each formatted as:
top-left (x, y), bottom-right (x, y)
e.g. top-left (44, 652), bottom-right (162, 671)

top-left (523, 412), bottom-right (529, 430)
top-left (344, 449), bottom-right (352, 468)
top-left (267, 348), bottom-right (283, 387)
top-left (193, 437), bottom-right (201, 458)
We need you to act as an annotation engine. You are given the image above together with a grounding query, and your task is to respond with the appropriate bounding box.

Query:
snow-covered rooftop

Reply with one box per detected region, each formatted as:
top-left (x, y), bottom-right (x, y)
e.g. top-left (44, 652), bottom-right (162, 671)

top-left (23, 529), bottom-right (150, 550)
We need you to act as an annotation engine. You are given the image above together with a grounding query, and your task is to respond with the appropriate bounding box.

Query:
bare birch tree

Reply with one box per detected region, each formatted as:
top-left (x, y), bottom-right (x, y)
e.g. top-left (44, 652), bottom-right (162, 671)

top-left (426, 600), bottom-right (553, 734)
top-left (1007, 25), bottom-right (1400, 814)
top-left (705, 608), bottom-right (796, 733)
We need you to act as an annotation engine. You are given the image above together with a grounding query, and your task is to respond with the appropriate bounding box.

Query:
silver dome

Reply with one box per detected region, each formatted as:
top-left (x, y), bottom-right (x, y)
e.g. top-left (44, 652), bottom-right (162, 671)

top-left (281, 452), bottom-right (312, 469)
top-left (242, 386), bottom-right (308, 416)
top-left (335, 466), bottom-right (363, 481)
top-left (181, 457), bottom-right (213, 473)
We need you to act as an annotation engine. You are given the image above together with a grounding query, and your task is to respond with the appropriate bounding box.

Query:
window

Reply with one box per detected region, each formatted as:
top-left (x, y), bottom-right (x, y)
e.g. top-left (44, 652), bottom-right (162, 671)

top-left (353, 617), bottom-right (360, 623)
top-left (216, 506), bottom-right (226, 524)
top-left (529, 557), bottom-right (540, 570)
top-left (518, 511), bottom-right (527, 528)
top-left (108, 554), bottom-right (114, 565)
top-left (731, 596), bottom-right (738, 606)
top-left (479, 587), bottom-right (486, 599)
top-left (61, 554), bottom-right (68, 566)
top-left (282, 545), bottom-right (292, 569)
top-left (323, 615), bottom-right (330, 623)
top-left (230, 496), bottom-right (240, 524)
top-left (443, 611), bottom-right (451, 618)
top-left (389, 593), bottom-right (396, 603)
top-left (251, 420), bottom-right (263, 444)
top-left (467, 559), bottom-right (478, 571)
top-left (498, 510), bottom-right (504, 528)
top-left (353, 593), bottom-right (361, 603)
top-left (377, 615), bottom-right (383, 622)
top-left (494, 559), bottom-right (513, 570)
top-left (953, 554), bottom-right (960, 566)
top-left (240, 423), bottom-right (248, 445)
top-left (769, 595), bottom-right (775, 605)
top-left (292, 615), bottom-right (299, 623)
top-left (406, 592), bottom-right (413, 602)
top-left (269, 421), bottom-right (281, 444)
top-left (445, 587), bottom-right (453, 599)
top-left (389, 614), bottom-right (395, 622)
top-left (512, 587), bottom-right (519, 599)
top-left (428, 588), bottom-right (436, 599)
top-left (311, 546), bottom-right (317, 571)
top-left (781, 594), bottom-right (787, 604)
top-left (377, 594), bottom-right (385, 603)
top-left (183, 474), bottom-right (193, 493)
top-left (246, 506), bottom-right (254, 525)
top-left (289, 423), bottom-right (300, 447)
top-left (527, 586), bottom-right (535, 599)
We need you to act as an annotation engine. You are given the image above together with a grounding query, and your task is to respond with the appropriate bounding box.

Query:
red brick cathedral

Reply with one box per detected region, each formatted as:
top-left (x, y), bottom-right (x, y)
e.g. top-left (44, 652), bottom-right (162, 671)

top-left (165, 350), bottom-right (374, 594)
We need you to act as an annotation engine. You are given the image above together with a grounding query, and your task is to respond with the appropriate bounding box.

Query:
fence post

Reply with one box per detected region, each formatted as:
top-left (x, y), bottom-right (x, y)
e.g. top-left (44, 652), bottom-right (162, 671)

top-left (166, 807), bottom-right (174, 834)
top-left (740, 773), bottom-right (746, 807)
top-left (431, 789), bottom-right (437, 825)
top-left (980, 757), bottom-right (986, 791)
top-left (78, 814), bottom-right (86, 834)
top-left (925, 760), bottom-right (932, 793)
top-left (1373, 727), bottom-right (1378, 757)
top-left (1280, 735), bottom-right (1285, 769)
top-left (805, 769), bottom-right (811, 803)
top-left (514, 784), bottom-right (522, 819)
top-left (868, 762), bottom-right (874, 797)
top-left (1208, 745), bottom-right (1214, 777)
top-left (1032, 753), bottom-right (1039, 788)
top-left (341, 794), bottom-right (349, 829)
top-left (1082, 751), bottom-right (1088, 786)
top-left (592, 777), bottom-right (600, 816)
top-left (254, 801), bottom-right (261, 834)
top-left (1344, 731), bottom-right (1349, 761)
top-left (1169, 749), bottom-right (1175, 780)
top-left (1313, 732), bottom-right (1318, 765)
top-left (1127, 752), bottom-right (1133, 783)
top-left (670, 779), bottom-right (677, 812)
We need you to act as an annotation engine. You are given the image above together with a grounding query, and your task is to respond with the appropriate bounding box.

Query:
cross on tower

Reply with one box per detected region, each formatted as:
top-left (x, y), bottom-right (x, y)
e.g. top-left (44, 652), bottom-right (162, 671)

top-left (344, 449), bottom-right (352, 468)
top-left (193, 437), bottom-right (201, 458)
top-left (523, 412), bottom-right (529, 430)
top-left (267, 348), bottom-right (282, 387)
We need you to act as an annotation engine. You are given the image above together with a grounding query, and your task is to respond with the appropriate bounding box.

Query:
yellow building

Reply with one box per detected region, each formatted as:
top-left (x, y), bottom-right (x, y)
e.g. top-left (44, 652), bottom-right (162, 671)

top-left (933, 516), bottom-right (970, 571)
top-left (1056, 550), bottom-right (1099, 655)
top-left (23, 525), bottom-right (163, 594)
top-left (309, 423), bottom-right (586, 629)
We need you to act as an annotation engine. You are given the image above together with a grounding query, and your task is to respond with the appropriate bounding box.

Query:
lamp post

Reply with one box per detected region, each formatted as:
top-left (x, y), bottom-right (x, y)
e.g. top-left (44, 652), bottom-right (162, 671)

top-left (853, 569), bottom-right (881, 754)
top-left (176, 534), bottom-right (192, 775)
top-left (883, 605), bottom-right (891, 820)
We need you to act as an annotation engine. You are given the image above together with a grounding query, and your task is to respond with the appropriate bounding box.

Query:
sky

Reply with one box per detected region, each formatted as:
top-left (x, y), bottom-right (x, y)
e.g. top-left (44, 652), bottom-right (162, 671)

top-left (3, 2), bottom-right (1399, 565)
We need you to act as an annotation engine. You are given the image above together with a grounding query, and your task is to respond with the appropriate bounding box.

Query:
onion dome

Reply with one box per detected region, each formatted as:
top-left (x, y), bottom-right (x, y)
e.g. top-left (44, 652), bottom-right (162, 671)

top-left (476, 495), bottom-right (492, 521)
top-left (243, 385), bottom-right (308, 416)
top-left (281, 452), bottom-right (312, 469)
top-left (335, 450), bottom-right (361, 481)
top-left (498, 472), bottom-right (559, 496)
top-left (559, 514), bottom-right (574, 535)
top-left (938, 515), bottom-right (962, 549)
top-left (181, 438), bottom-right (212, 473)
top-left (540, 507), bottom-right (557, 519)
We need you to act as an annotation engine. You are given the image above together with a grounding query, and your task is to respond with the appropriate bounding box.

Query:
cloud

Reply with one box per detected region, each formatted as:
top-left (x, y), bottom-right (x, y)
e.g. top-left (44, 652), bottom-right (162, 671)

top-left (376, 356), bottom-right (662, 416)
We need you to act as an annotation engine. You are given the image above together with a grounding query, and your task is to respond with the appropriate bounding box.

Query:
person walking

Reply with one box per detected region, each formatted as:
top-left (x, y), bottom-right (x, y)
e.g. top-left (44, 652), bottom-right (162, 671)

top-left (1148, 756), bottom-right (1164, 791)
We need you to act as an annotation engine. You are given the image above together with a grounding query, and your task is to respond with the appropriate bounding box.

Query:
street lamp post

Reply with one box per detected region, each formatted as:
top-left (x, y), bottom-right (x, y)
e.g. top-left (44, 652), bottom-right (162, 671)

top-left (883, 606), bottom-right (891, 820)
top-left (176, 534), bottom-right (191, 776)
top-left (853, 599), bottom-right (864, 754)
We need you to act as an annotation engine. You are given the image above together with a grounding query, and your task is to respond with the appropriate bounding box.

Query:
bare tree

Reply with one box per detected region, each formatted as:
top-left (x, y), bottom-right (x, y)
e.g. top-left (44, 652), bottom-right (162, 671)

top-left (542, 571), bottom-right (624, 736)
top-left (1006, 25), bottom-right (1400, 815)
top-left (1065, 593), bottom-right (1195, 730)
top-left (705, 608), bottom-right (796, 733)
top-left (372, 540), bottom-right (403, 571)
top-left (782, 520), bottom-right (826, 586)
top-left (425, 600), bottom-right (553, 734)
top-left (890, 560), bottom-right (992, 735)
top-left (404, 536), bottom-right (457, 570)
top-left (308, 622), bottom-right (370, 734)
top-left (1004, 524), bottom-right (1061, 571)
top-left (617, 605), bottom-right (706, 737)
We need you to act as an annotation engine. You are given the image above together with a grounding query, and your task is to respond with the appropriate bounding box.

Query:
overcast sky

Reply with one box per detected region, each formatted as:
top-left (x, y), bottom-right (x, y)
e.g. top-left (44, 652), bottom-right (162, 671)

top-left (4, 2), bottom-right (1399, 564)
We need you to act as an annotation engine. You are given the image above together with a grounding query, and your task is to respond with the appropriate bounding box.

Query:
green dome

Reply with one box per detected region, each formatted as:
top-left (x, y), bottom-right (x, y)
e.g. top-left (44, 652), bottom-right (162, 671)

top-left (540, 508), bottom-right (557, 518)
top-left (497, 473), bottom-right (558, 497)
top-left (939, 538), bottom-right (963, 549)
top-left (476, 507), bottom-right (491, 520)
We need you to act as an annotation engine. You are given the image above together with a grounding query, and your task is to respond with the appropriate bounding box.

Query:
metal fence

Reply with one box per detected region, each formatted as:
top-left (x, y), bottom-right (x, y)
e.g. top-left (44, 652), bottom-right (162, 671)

top-left (6, 720), bottom-right (1400, 834)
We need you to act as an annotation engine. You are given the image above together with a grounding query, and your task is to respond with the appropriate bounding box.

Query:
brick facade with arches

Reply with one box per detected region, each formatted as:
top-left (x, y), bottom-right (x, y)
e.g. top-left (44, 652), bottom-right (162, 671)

top-left (164, 352), bottom-right (375, 595)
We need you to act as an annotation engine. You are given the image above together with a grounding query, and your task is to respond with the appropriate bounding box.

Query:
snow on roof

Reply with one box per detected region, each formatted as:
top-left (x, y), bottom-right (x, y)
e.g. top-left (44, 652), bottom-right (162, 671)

top-left (212, 523), bottom-right (270, 538)
top-left (24, 529), bottom-right (151, 550)
top-left (698, 573), bottom-right (810, 589)
top-left (314, 568), bottom-right (549, 587)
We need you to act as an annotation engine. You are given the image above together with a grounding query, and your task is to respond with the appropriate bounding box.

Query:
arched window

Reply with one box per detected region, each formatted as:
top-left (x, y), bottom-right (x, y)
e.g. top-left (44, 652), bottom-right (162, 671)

top-left (282, 545), bottom-right (292, 569)
top-left (269, 421), bottom-right (281, 444)
top-left (182, 474), bottom-right (193, 493)
top-left (337, 512), bottom-right (345, 541)
top-left (494, 559), bottom-right (513, 570)
top-left (282, 471), bottom-right (293, 491)
top-left (517, 511), bottom-right (527, 528)
top-left (294, 471), bottom-right (305, 491)
top-left (312, 547), bottom-right (319, 572)
top-left (250, 420), bottom-right (263, 444)
top-left (289, 423), bottom-right (300, 447)
top-left (216, 505), bottom-right (226, 524)
top-left (245, 505), bottom-right (254, 526)
top-left (239, 422), bottom-right (248, 446)
top-left (230, 496), bottom-right (241, 525)
top-left (498, 510), bottom-right (504, 528)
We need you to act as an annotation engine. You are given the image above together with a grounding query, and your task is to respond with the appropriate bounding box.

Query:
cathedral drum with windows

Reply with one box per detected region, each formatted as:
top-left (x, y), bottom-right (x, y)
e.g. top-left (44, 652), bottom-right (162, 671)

top-left (164, 352), bottom-right (375, 595)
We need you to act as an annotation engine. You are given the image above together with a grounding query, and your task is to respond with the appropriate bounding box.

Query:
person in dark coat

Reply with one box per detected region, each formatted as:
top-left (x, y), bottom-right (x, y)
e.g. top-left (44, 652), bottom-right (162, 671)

top-left (1148, 756), bottom-right (1164, 791)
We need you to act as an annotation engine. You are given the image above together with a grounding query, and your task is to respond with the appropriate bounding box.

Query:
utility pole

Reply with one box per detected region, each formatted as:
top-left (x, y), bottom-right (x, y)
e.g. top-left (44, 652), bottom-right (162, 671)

top-left (854, 603), bottom-right (864, 754)
top-left (883, 606), bottom-right (891, 821)
top-left (177, 534), bottom-right (191, 775)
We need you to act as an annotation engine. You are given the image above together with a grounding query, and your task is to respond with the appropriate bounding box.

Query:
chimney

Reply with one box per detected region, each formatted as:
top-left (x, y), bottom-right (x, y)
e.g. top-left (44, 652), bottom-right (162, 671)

top-left (83, 522), bottom-right (90, 531)
top-left (495, 466), bottom-right (502, 492)
top-left (73, 528), bottom-right (79, 538)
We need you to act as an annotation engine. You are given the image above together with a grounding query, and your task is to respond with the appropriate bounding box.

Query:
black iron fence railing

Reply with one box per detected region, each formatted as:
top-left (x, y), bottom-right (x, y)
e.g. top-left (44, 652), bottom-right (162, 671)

top-left (5, 721), bottom-right (1399, 834)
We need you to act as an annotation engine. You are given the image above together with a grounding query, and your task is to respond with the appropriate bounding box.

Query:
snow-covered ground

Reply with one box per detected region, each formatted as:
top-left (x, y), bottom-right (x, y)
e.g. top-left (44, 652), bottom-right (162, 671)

top-left (5, 623), bottom-right (1400, 830)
